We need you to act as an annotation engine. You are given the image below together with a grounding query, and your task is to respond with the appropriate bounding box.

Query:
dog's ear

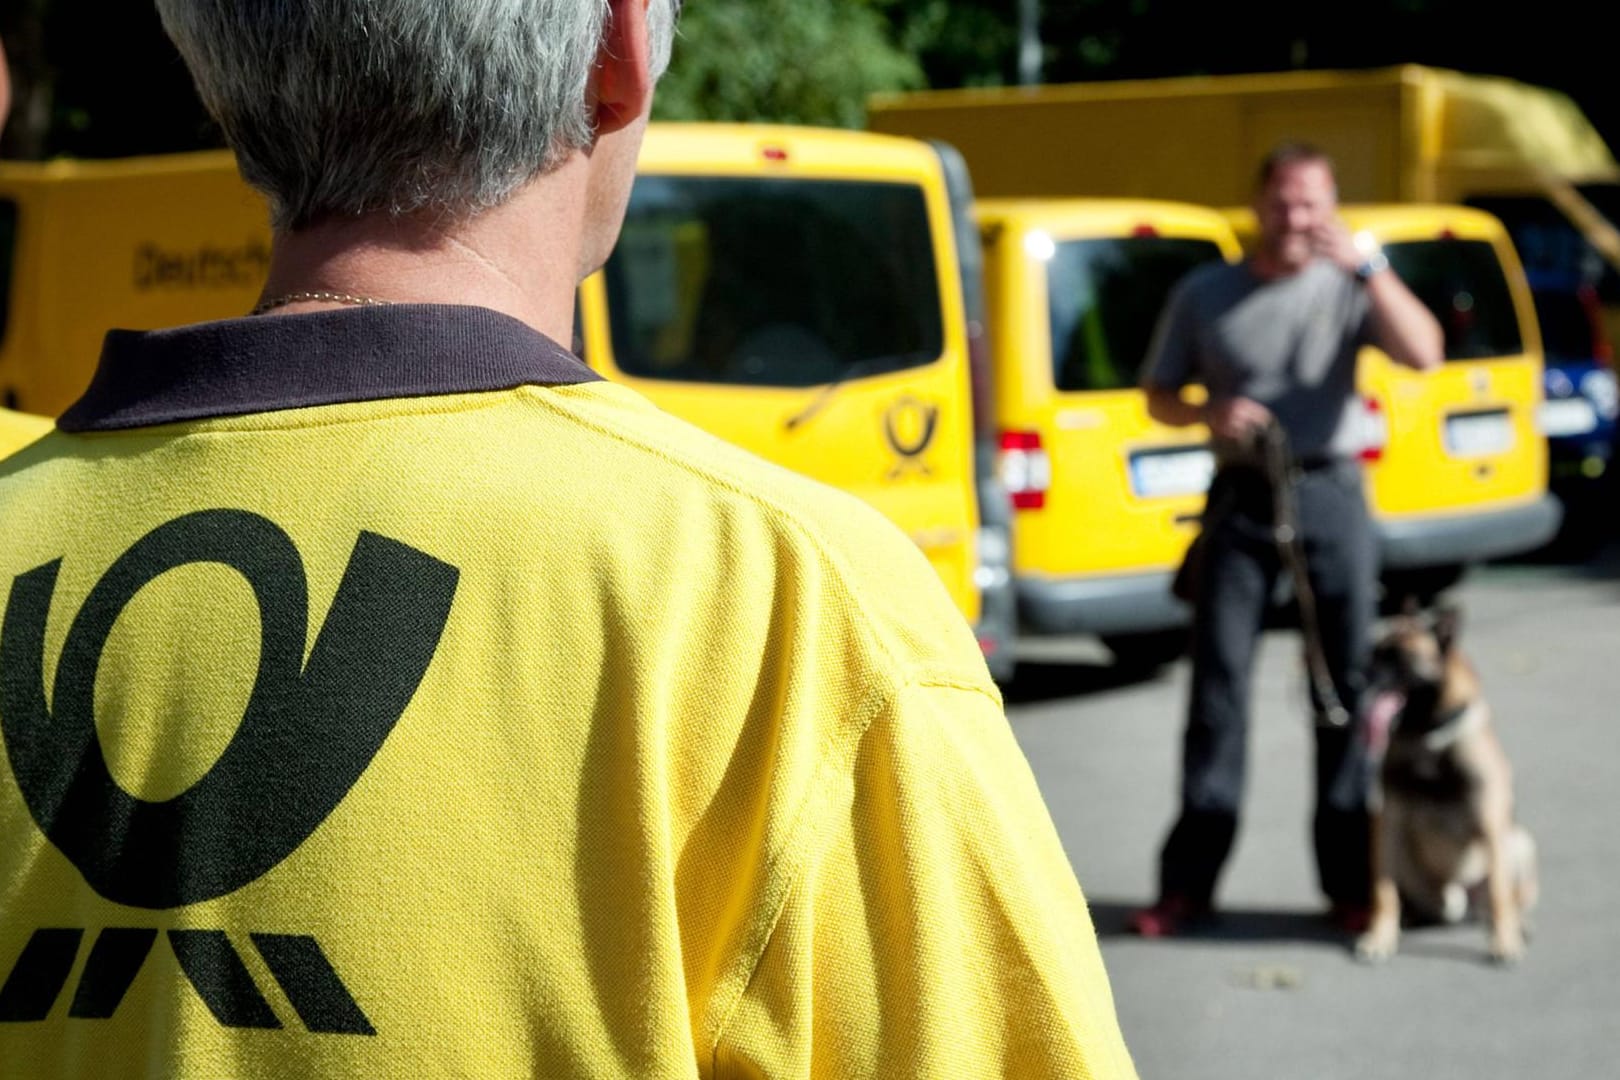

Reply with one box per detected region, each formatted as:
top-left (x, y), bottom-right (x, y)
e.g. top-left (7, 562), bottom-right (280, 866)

top-left (1432, 605), bottom-right (1461, 655)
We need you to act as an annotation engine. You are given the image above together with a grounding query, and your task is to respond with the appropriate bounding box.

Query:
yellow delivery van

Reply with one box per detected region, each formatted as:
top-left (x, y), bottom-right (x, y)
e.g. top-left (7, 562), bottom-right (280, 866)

top-left (1226, 203), bottom-right (1560, 596)
top-left (0, 150), bottom-right (267, 415)
top-left (975, 198), bottom-right (1240, 668)
top-left (576, 124), bottom-right (1016, 678)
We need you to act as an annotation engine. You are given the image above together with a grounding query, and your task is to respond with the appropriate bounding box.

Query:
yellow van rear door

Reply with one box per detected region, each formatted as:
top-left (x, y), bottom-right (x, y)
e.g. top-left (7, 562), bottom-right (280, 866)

top-left (1026, 230), bottom-right (1226, 576)
top-left (1359, 228), bottom-right (1545, 517)
top-left (583, 166), bottom-right (979, 617)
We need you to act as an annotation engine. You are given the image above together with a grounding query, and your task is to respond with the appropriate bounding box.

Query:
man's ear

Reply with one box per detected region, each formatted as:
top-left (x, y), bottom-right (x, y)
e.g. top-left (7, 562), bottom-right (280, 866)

top-left (590, 0), bottom-right (653, 137)
top-left (1, 45), bottom-right (12, 135)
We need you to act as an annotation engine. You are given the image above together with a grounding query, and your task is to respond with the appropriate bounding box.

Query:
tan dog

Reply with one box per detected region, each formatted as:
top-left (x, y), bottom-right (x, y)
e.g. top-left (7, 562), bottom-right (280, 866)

top-left (1355, 607), bottom-right (1538, 965)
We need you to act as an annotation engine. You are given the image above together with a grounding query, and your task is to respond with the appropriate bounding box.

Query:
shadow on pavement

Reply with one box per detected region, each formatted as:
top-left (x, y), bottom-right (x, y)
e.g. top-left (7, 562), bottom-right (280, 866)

top-left (1494, 533), bottom-right (1620, 580)
top-left (1000, 660), bottom-right (1173, 706)
top-left (1085, 899), bottom-right (1350, 946)
top-left (1087, 899), bottom-right (1513, 966)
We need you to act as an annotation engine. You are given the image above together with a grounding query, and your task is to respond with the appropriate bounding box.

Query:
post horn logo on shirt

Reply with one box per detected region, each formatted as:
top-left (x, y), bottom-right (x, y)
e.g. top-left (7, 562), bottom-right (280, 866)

top-left (0, 510), bottom-right (459, 1036)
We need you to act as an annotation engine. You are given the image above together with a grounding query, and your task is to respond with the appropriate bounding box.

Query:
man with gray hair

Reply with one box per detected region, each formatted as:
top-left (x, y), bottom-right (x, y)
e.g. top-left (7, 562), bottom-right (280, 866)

top-left (0, 3), bottom-right (1136, 1077)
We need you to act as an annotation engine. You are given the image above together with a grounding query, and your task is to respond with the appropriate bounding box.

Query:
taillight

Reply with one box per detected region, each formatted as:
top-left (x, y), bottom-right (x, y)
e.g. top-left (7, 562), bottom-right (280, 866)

top-left (1357, 396), bottom-right (1388, 463)
top-left (1132, 223), bottom-right (1160, 238)
top-left (1578, 284), bottom-right (1613, 368)
top-left (999, 430), bottom-right (1051, 510)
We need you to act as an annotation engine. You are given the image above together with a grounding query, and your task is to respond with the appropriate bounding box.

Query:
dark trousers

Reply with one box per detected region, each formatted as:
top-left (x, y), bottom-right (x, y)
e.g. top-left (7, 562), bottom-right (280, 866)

top-left (1157, 462), bottom-right (1377, 909)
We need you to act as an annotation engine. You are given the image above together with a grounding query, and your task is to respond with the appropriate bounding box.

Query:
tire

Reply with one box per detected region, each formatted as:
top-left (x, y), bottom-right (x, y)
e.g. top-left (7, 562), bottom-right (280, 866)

top-left (1101, 629), bottom-right (1189, 673)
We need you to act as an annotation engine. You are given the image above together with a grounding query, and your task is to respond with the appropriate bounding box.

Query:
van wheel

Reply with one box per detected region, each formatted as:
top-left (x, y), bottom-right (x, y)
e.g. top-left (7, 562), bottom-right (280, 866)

top-left (1101, 630), bottom-right (1188, 673)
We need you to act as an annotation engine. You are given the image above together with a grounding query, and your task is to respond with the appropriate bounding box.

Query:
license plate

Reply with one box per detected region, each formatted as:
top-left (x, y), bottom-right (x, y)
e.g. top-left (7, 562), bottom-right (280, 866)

top-left (1537, 398), bottom-right (1599, 438)
top-left (1129, 447), bottom-right (1215, 498)
top-left (1444, 410), bottom-right (1514, 457)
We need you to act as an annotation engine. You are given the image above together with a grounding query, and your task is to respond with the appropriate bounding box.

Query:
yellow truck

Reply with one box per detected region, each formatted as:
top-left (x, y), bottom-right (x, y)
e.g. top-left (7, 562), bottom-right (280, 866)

top-left (869, 65), bottom-right (1619, 244)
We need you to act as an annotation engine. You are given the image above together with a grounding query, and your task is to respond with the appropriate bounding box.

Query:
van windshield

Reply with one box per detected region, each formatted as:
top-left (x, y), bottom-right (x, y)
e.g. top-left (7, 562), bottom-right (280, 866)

top-left (0, 200), bottom-right (15, 351)
top-left (602, 176), bottom-right (944, 387)
top-left (1047, 236), bottom-right (1225, 391)
top-left (1384, 239), bottom-right (1524, 361)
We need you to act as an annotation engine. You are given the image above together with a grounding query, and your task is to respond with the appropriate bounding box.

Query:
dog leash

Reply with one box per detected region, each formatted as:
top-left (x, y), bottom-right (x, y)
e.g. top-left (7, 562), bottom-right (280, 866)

top-left (1260, 421), bottom-right (1351, 728)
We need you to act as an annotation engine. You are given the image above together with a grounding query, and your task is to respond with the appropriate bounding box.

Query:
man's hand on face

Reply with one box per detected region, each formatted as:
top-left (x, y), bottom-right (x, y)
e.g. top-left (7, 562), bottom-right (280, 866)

top-left (1204, 396), bottom-right (1273, 442)
top-left (1310, 218), bottom-right (1363, 274)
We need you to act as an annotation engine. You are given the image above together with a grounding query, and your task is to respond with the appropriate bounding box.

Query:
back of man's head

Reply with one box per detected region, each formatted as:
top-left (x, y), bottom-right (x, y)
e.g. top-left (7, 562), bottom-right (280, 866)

top-left (155, 0), bottom-right (679, 231)
top-left (1256, 140), bottom-right (1337, 193)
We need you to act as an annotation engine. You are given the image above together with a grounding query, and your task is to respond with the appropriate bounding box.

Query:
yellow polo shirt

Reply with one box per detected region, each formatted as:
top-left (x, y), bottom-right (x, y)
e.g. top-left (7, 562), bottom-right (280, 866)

top-left (0, 409), bottom-right (50, 458)
top-left (0, 306), bottom-right (1135, 1078)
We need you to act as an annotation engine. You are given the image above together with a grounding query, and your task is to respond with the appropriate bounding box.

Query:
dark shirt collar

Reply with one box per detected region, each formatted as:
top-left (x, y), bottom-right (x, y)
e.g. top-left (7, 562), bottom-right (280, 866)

top-left (59, 303), bottom-right (601, 433)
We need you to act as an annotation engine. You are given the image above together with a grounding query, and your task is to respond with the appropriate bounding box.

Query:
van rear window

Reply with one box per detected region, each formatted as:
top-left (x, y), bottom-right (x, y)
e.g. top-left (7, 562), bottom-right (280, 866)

top-left (602, 176), bottom-right (944, 387)
top-left (1047, 237), bottom-right (1224, 391)
top-left (0, 199), bottom-right (16, 350)
top-left (1384, 239), bottom-right (1523, 361)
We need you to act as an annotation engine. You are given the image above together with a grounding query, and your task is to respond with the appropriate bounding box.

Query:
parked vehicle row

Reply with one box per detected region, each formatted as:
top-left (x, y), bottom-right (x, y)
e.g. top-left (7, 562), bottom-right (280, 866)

top-left (0, 117), bottom-right (1577, 681)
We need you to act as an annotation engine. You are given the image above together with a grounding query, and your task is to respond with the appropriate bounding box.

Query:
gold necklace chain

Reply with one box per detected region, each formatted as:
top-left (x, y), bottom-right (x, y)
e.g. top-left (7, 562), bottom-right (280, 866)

top-left (250, 290), bottom-right (391, 316)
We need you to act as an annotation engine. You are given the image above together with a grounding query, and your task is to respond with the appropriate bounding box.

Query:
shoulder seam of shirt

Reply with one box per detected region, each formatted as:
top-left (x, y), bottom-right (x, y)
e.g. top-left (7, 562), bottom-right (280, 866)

top-left (517, 385), bottom-right (986, 684)
top-left (512, 387), bottom-right (1002, 1068)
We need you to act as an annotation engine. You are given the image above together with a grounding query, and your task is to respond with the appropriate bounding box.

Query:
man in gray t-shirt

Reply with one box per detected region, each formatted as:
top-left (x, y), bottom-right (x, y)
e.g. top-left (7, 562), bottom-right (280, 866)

top-left (1131, 143), bottom-right (1442, 939)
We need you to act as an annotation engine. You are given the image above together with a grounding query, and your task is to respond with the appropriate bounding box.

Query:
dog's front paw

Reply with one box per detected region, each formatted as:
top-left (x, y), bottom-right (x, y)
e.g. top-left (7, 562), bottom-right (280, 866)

top-left (1355, 927), bottom-right (1398, 964)
top-left (1489, 930), bottom-right (1526, 967)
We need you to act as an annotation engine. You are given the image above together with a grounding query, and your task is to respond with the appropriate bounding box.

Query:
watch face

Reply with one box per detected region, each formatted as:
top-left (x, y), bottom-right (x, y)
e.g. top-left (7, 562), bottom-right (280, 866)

top-left (1358, 251), bottom-right (1390, 280)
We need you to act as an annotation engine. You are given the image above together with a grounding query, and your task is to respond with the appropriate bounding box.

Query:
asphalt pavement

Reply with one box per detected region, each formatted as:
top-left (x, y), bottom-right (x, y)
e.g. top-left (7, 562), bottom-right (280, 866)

top-left (1007, 541), bottom-right (1620, 1080)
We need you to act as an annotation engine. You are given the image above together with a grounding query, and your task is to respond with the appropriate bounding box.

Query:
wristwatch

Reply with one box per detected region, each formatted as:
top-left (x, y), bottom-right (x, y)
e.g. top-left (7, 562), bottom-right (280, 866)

top-left (1354, 235), bottom-right (1390, 283)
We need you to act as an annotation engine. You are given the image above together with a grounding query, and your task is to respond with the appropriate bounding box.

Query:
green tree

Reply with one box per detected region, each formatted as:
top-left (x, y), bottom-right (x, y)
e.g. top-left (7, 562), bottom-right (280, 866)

top-left (653, 0), bottom-right (922, 128)
top-left (874, 0), bottom-right (1022, 89)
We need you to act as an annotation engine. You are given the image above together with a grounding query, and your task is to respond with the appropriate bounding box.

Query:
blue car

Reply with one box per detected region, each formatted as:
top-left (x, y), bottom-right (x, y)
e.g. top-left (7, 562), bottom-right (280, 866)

top-left (1532, 283), bottom-right (1618, 545)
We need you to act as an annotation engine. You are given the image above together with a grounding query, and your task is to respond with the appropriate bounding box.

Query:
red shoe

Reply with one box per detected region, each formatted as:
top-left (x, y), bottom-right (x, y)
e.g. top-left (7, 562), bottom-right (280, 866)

top-left (1328, 903), bottom-right (1371, 935)
top-left (1129, 895), bottom-right (1210, 938)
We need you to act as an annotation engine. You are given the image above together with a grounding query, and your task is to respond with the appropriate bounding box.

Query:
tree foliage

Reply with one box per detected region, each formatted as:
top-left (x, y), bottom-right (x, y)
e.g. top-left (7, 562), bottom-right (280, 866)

top-left (5, 0), bottom-right (1620, 162)
top-left (874, 0), bottom-right (1023, 89)
top-left (652, 0), bottom-right (922, 128)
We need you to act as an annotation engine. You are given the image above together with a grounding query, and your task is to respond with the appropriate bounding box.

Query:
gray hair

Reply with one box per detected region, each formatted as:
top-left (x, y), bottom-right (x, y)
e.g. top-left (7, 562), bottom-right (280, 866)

top-left (155, 0), bottom-right (680, 230)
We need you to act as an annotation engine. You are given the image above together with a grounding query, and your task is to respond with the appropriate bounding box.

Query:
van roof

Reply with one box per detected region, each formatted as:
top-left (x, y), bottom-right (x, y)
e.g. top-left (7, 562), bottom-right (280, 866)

top-left (0, 149), bottom-right (238, 186)
top-left (638, 122), bottom-right (943, 178)
top-left (1219, 203), bottom-right (1520, 267)
top-left (1336, 203), bottom-right (1513, 242)
top-left (974, 197), bottom-right (1239, 240)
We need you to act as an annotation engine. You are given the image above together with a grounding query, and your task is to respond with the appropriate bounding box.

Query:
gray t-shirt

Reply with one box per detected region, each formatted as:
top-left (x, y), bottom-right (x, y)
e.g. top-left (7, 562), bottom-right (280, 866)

top-left (1140, 258), bottom-right (1374, 460)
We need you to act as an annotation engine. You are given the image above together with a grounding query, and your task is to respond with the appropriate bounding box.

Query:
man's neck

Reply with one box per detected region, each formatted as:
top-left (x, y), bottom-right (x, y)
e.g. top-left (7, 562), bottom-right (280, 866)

top-left (256, 173), bottom-right (590, 345)
top-left (1248, 249), bottom-right (1312, 283)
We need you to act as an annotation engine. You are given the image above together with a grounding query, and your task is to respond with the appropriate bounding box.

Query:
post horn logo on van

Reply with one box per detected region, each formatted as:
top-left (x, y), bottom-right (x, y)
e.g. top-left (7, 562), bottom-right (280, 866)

top-left (883, 395), bottom-right (940, 478)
